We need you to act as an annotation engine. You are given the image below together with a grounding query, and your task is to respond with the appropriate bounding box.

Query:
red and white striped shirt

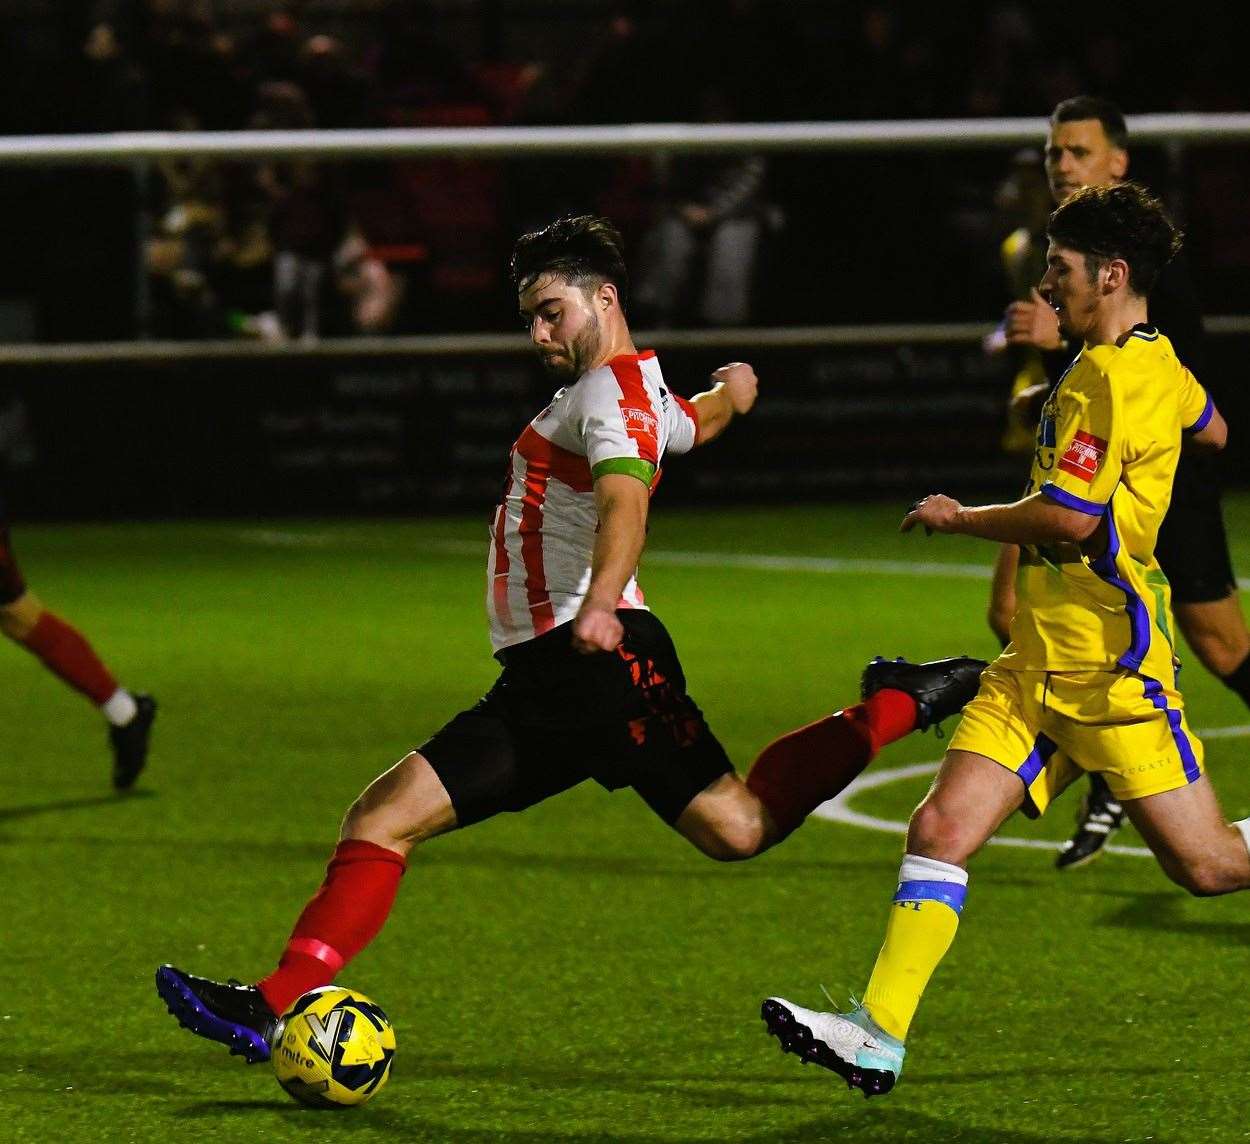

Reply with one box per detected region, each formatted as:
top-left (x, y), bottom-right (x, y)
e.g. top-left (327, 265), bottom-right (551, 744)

top-left (487, 350), bottom-right (698, 652)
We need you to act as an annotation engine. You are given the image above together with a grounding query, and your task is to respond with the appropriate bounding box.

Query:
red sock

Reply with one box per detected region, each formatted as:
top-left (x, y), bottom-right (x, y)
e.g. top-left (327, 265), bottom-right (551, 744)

top-left (20, 612), bottom-right (118, 705)
top-left (258, 839), bottom-right (407, 1017)
top-left (746, 689), bottom-right (918, 839)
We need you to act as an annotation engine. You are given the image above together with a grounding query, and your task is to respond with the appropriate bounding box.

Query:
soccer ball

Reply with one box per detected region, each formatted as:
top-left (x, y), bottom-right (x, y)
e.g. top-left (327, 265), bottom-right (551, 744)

top-left (271, 986), bottom-right (396, 1109)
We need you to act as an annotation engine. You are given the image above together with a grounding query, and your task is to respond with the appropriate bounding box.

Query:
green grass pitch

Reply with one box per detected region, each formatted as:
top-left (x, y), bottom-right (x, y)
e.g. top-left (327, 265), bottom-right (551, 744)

top-left (4, 499), bottom-right (1250, 1142)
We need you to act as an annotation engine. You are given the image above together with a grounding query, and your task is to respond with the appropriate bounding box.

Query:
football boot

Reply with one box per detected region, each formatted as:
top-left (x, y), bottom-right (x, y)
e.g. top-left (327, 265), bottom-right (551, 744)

top-left (1055, 773), bottom-right (1124, 870)
top-left (156, 964), bottom-right (276, 1063)
top-left (110, 694), bottom-right (157, 791)
top-left (861, 655), bottom-right (986, 732)
top-left (761, 997), bottom-right (903, 1097)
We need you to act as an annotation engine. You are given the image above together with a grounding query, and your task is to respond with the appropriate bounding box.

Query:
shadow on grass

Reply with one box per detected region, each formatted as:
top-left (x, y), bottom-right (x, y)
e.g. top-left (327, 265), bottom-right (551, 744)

top-left (0, 789), bottom-right (156, 835)
top-left (170, 1099), bottom-right (1128, 1143)
top-left (17, 1049), bottom-right (1133, 1142)
top-left (0, 827), bottom-right (896, 880)
top-left (1096, 888), bottom-right (1250, 941)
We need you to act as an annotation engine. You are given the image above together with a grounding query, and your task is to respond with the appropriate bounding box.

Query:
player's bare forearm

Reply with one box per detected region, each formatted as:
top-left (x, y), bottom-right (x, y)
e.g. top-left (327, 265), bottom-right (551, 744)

top-left (902, 492), bottom-right (1098, 545)
top-left (574, 473), bottom-right (650, 653)
top-left (1186, 406), bottom-right (1228, 453)
top-left (689, 362), bottom-right (758, 445)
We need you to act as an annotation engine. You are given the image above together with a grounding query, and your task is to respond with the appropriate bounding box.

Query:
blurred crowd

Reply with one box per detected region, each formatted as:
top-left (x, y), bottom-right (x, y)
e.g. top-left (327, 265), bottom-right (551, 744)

top-left (0, 0), bottom-right (1246, 341)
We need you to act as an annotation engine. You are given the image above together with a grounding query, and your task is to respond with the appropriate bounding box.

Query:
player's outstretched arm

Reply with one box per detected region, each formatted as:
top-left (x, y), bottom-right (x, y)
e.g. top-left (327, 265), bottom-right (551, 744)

top-left (689, 362), bottom-right (758, 446)
top-left (572, 473), bottom-right (650, 654)
top-left (901, 492), bottom-right (1099, 546)
top-left (1187, 404), bottom-right (1227, 453)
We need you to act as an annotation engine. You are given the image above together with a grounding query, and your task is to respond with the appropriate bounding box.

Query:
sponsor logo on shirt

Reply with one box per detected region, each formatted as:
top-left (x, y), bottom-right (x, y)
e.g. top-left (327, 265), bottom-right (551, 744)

top-left (623, 407), bottom-right (659, 436)
top-left (1057, 430), bottom-right (1106, 482)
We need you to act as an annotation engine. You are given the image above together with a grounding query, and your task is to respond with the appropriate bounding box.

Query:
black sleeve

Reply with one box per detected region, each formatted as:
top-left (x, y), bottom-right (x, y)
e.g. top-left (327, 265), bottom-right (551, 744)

top-left (1149, 250), bottom-right (1206, 380)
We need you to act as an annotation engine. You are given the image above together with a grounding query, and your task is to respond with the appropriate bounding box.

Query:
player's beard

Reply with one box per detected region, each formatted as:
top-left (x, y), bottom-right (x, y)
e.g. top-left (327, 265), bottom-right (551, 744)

top-left (541, 314), bottom-right (602, 381)
top-left (1055, 293), bottom-right (1094, 341)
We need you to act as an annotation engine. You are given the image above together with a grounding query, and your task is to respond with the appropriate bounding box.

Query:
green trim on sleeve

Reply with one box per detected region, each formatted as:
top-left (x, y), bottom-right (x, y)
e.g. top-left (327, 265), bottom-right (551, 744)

top-left (591, 457), bottom-right (657, 485)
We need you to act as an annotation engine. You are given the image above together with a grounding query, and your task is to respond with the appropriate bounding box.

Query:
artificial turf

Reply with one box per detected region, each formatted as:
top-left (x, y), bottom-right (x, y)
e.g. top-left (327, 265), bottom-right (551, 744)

top-left (3, 500), bottom-right (1250, 1142)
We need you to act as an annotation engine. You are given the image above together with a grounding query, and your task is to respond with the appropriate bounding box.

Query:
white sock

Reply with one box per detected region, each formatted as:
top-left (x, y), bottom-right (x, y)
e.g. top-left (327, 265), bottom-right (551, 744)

top-left (101, 688), bottom-right (138, 727)
top-left (898, 853), bottom-right (969, 887)
top-left (1233, 818), bottom-right (1250, 856)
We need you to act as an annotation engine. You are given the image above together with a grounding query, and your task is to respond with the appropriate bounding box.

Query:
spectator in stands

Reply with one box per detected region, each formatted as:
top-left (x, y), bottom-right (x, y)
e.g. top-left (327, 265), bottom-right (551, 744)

top-left (633, 83), bottom-right (771, 328)
top-left (252, 81), bottom-right (349, 341)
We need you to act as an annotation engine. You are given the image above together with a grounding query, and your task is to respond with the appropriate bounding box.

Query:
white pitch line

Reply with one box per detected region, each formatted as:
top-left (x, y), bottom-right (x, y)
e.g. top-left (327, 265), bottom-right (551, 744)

top-left (814, 723), bottom-right (1250, 858)
top-left (238, 530), bottom-right (1250, 591)
top-left (237, 531), bottom-right (997, 580)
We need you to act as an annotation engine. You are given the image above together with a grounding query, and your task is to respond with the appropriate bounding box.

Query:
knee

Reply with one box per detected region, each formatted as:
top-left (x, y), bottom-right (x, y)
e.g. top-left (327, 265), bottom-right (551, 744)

top-left (341, 800), bottom-right (429, 859)
top-left (341, 793), bottom-right (406, 850)
top-left (907, 800), bottom-right (975, 865)
top-left (1168, 857), bottom-right (1247, 898)
top-left (696, 816), bottom-right (769, 862)
top-left (340, 751), bottom-right (449, 851)
top-left (0, 594), bottom-right (43, 642)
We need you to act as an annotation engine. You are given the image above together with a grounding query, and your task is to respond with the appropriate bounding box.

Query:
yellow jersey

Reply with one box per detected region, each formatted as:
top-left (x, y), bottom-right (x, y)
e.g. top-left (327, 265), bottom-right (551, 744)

top-left (999, 326), bottom-right (1213, 677)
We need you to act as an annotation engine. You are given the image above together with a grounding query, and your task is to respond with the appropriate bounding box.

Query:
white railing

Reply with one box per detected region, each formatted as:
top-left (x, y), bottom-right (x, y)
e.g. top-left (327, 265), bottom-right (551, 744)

top-left (2, 113), bottom-right (1249, 165)
top-left (2, 317), bottom-right (1248, 366)
top-left (3, 114), bottom-right (1247, 353)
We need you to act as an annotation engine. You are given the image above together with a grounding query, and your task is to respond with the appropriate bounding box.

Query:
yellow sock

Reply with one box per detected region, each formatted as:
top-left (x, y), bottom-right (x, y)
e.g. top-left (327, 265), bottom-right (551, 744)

top-left (862, 854), bottom-right (967, 1041)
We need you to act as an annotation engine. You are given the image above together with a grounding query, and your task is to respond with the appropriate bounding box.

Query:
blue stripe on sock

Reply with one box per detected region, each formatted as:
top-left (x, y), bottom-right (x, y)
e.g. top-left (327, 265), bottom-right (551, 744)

top-left (894, 879), bottom-right (967, 915)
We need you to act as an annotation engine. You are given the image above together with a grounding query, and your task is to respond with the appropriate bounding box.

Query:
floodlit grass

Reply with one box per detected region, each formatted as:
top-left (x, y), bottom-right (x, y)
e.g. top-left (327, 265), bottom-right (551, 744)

top-left (3, 498), bottom-right (1250, 1142)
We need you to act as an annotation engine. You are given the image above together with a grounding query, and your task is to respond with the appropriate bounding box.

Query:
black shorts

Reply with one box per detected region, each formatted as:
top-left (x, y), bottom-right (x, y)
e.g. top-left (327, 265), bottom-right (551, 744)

top-left (1156, 467), bottom-right (1237, 604)
top-left (0, 499), bottom-right (25, 606)
top-left (419, 610), bottom-right (734, 827)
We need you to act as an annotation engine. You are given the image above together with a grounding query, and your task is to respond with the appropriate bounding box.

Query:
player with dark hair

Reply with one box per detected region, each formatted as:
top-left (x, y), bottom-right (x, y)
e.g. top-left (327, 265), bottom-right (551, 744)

top-left (762, 183), bottom-right (1250, 1097)
top-left (155, 213), bottom-right (984, 1062)
top-left (1, 499), bottom-right (156, 789)
top-left (990, 96), bottom-right (1250, 869)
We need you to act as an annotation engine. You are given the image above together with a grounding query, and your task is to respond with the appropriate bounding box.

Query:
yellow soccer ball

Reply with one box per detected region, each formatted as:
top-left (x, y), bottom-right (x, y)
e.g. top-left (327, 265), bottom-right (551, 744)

top-left (271, 986), bottom-right (396, 1108)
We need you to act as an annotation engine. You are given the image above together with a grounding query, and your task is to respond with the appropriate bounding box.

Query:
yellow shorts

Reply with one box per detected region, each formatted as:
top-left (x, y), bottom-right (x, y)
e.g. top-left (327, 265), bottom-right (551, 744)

top-left (948, 663), bottom-right (1204, 817)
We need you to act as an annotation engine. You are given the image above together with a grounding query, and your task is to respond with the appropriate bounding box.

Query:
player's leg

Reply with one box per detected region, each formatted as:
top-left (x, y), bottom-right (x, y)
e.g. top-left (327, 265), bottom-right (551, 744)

top-left (712, 655), bottom-right (988, 855)
top-left (677, 686), bottom-right (922, 860)
top-left (1156, 491), bottom-right (1250, 704)
top-left (986, 542), bottom-right (1018, 647)
top-left (252, 750), bottom-right (459, 1018)
top-left (620, 608), bottom-right (985, 858)
top-left (761, 665), bottom-right (1060, 1096)
top-left (1122, 775), bottom-right (1250, 896)
top-left (156, 749), bottom-right (456, 1062)
top-left (0, 580), bottom-right (156, 789)
top-left (157, 659), bottom-right (592, 1061)
top-left (1060, 665), bottom-right (1221, 875)
top-left (1174, 592), bottom-right (1250, 696)
top-left (762, 748), bottom-right (1025, 1096)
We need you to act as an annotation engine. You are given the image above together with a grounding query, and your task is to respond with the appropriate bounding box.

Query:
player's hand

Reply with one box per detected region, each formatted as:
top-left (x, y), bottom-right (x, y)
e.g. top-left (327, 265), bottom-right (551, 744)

top-left (572, 603), bottom-right (624, 654)
top-left (901, 494), bottom-right (963, 535)
top-left (1004, 288), bottom-right (1064, 350)
top-left (712, 362), bottom-right (758, 415)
